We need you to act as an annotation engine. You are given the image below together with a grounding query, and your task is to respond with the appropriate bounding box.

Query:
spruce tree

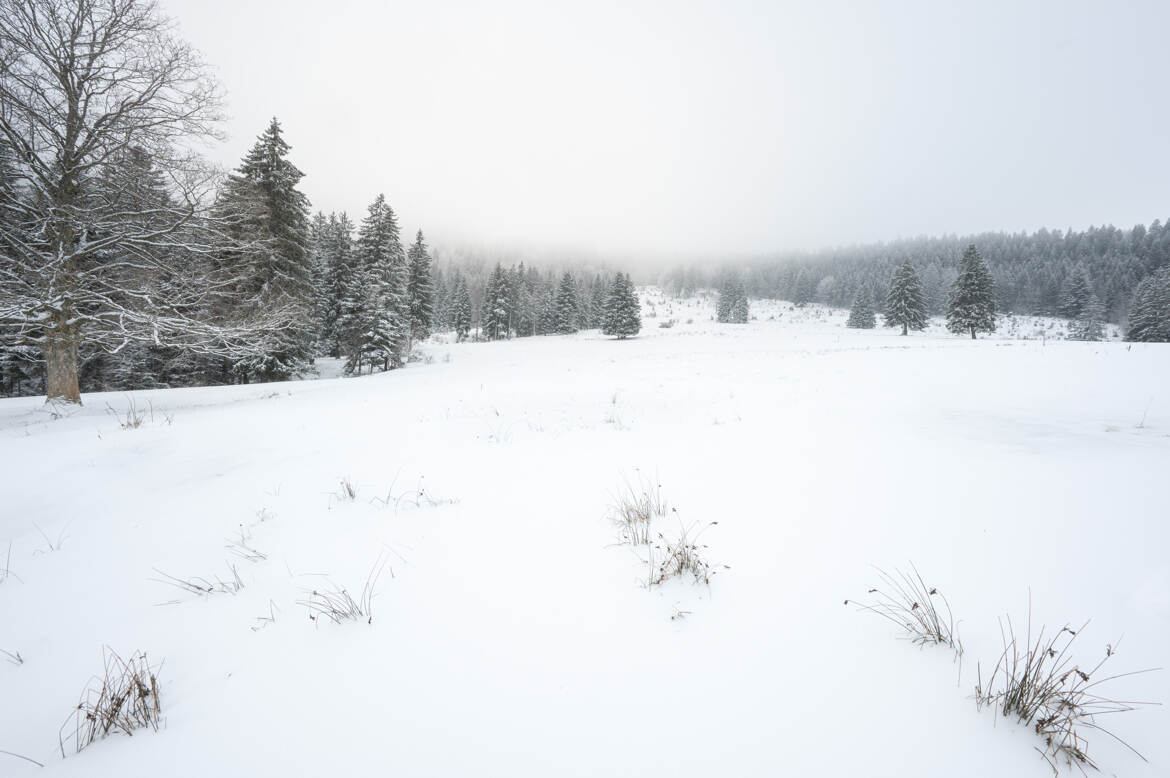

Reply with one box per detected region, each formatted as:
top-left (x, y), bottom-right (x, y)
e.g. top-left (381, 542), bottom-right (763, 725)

top-left (729, 280), bottom-right (750, 323)
top-left (1059, 269), bottom-right (1093, 319)
top-left (1069, 294), bottom-right (1106, 341)
top-left (481, 264), bottom-right (510, 340)
top-left (717, 276), bottom-right (749, 323)
top-left (222, 118), bottom-right (316, 380)
top-left (847, 287), bottom-right (876, 329)
top-left (884, 260), bottom-right (928, 334)
top-left (406, 230), bottom-right (435, 345)
top-left (320, 213), bottom-right (356, 358)
top-left (946, 244), bottom-right (996, 339)
top-left (451, 274), bottom-right (472, 341)
top-left (341, 194), bottom-right (407, 373)
top-left (602, 273), bottom-right (642, 338)
top-left (554, 272), bottom-right (579, 334)
top-left (589, 275), bottom-right (609, 328)
top-left (1126, 267), bottom-right (1170, 342)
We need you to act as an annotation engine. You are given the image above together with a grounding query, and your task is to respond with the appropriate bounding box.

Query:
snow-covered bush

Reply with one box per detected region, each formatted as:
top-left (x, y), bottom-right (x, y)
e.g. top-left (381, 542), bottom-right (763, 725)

top-left (975, 615), bottom-right (1155, 773)
top-left (298, 557), bottom-right (389, 626)
top-left (610, 474), bottom-right (668, 545)
top-left (59, 649), bottom-right (162, 756)
top-left (847, 565), bottom-right (961, 653)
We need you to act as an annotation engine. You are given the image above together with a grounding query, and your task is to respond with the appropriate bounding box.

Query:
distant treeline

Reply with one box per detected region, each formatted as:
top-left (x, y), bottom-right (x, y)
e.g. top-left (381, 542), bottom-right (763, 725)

top-left (659, 221), bottom-right (1170, 324)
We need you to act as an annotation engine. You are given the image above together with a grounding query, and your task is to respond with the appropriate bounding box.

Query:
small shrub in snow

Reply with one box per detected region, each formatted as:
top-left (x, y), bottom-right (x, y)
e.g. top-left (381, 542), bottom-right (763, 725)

top-left (104, 396), bottom-right (167, 429)
top-left (610, 474), bottom-right (668, 545)
top-left (299, 556), bottom-right (390, 626)
top-left (647, 519), bottom-right (719, 588)
top-left (846, 565), bottom-right (962, 654)
top-left (975, 611), bottom-right (1156, 774)
top-left (59, 648), bottom-right (162, 756)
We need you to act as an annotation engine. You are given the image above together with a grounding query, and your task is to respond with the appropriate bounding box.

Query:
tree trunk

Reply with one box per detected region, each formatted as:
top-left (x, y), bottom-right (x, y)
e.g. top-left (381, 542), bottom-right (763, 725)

top-left (970, 327), bottom-right (977, 340)
top-left (902, 322), bottom-right (908, 335)
top-left (44, 313), bottom-right (82, 405)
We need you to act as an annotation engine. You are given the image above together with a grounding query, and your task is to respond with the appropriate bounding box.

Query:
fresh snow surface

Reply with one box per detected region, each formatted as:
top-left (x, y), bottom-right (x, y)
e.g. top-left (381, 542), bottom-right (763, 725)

top-left (1, 292), bottom-right (1168, 777)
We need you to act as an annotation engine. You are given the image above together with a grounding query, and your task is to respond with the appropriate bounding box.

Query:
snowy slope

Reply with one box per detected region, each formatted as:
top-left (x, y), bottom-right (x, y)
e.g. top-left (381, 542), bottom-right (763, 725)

top-left (1, 293), bottom-right (1167, 777)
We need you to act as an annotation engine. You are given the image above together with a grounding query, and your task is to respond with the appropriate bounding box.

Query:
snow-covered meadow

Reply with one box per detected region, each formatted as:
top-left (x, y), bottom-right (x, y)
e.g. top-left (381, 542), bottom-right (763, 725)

top-left (1, 293), bottom-right (1167, 777)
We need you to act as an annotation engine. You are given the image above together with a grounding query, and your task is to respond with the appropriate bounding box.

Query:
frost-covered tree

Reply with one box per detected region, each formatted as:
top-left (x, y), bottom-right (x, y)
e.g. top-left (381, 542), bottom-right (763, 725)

top-left (318, 213), bottom-right (356, 357)
top-left (406, 230), bottom-right (434, 346)
top-left (602, 272), bottom-right (641, 338)
top-left (1125, 267), bottom-right (1170, 342)
top-left (0, 0), bottom-right (284, 404)
top-left (1059, 269), bottom-right (1093, 319)
top-left (554, 272), bottom-right (579, 334)
top-left (946, 244), bottom-right (996, 339)
top-left (213, 118), bottom-right (316, 381)
top-left (481, 264), bottom-right (510, 340)
top-left (450, 273), bottom-right (472, 341)
top-left (338, 194), bottom-right (406, 373)
top-left (884, 260), bottom-right (927, 335)
top-left (1069, 294), bottom-right (1106, 342)
top-left (717, 276), bottom-right (750, 323)
top-left (846, 287), bottom-right (876, 329)
top-left (589, 275), bottom-right (609, 329)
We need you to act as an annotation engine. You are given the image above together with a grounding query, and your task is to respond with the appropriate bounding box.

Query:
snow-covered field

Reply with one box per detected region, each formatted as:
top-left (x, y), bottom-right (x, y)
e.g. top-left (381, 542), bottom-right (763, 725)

top-left (2, 293), bottom-right (1167, 777)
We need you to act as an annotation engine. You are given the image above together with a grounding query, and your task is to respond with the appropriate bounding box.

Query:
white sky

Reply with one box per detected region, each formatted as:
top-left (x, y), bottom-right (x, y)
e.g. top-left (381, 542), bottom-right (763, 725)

top-left (168, 0), bottom-right (1170, 259)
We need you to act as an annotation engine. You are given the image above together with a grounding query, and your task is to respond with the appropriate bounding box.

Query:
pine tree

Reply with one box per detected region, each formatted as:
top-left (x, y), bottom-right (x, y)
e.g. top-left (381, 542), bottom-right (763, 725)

top-left (481, 264), bottom-right (510, 340)
top-left (717, 275), bottom-right (750, 323)
top-left (602, 272), bottom-right (642, 338)
top-left (308, 212), bottom-right (330, 354)
top-left (1125, 267), bottom-right (1170, 342)
top-left (554, 272), bottom-right (579, 334)
top-left (339, 194), bottom-right (407, 373)
top-left (884, 260), bottom-right (928, 334)
top-left (451, 274), bottom-right (472, 341)
top-left (406, 230), bottom-right (435, 345)
top-left (589, 275), bottom-right (609, 328)
top-left (1059, 269), bottom-right (1093, 319)
top-left (847, 287), bottom-right (876, 328)
top-left (729, 283), bottom-right (750, 323)
top-left (1069, 294), bottom-right (1106, 341)
top-left (946, 244), bottom-right (996, 339)
top-left (223, 118), bottom-right (317, 381)
top-left (320, 213), bottom-right (356, 358)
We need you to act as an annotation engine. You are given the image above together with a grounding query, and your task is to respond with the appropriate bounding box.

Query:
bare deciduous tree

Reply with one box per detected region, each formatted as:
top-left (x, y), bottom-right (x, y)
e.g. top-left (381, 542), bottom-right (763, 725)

top-left (0, 0), bottom-right (283, 404)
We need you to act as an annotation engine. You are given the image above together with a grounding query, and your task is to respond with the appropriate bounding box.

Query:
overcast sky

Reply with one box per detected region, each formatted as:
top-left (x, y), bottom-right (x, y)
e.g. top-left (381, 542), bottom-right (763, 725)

top-left (169, 0), bottom-right (1170, 259)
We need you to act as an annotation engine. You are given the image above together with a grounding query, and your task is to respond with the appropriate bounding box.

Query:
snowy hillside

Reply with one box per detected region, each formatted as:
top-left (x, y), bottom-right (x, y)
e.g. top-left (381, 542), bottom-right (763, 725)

top-left (2, 292), bottom-right (1167, 777)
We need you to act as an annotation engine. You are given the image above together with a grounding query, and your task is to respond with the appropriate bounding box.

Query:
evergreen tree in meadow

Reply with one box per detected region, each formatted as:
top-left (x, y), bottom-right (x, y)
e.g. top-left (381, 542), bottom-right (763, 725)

top-left (218, 118), bottom-right (316, 381)
top-left (602, 272), bottom-right (641, 338)
top-left (451, 273), bottom-right (472, 341)
top-left (846, 286), bottom-right (876, 328)
top-left (1059, 268), bottom-right (1093, 319)
top-left (589, 275), bottom-right (609, 328)
top-left (1125, 267), bottom-right (1170, 342)
top-left (554, 272), bottom-right (579, 334)
top-left (481, 264), bottom-right (510, 340)
top-left (1069, 294), bottom-right (1106, 341)
top-left (884, 260), bottom-right (928, 334)
top-left (320, 213), bottom-right (356, 358)
top-left (341, 194), bottom-right (406, 373)
top-left (406, 230), bottom-right (435, 345)
top-left (946, 244), bottom-right (997, 339)
top-left (717, 275), bottom-right (750, 323)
